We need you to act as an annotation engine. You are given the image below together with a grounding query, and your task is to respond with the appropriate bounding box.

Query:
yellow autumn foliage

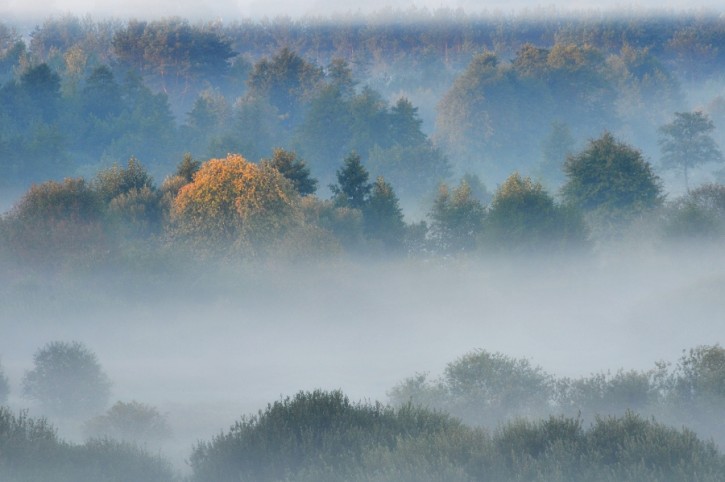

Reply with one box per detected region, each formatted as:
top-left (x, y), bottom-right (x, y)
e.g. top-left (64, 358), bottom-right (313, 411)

top-left (171, 153), bottom-right (303, 256)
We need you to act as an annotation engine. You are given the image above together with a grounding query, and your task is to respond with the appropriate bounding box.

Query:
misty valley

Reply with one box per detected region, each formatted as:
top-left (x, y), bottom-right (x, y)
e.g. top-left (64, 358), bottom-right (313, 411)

top-left (2, 7), bottom-right (725, 482)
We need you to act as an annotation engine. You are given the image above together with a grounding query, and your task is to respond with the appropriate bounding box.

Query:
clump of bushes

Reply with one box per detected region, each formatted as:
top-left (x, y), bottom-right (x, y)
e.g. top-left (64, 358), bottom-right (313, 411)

top-left (390, 345), bottom-right (725, 446)
top-left (0, 407), bottom-right (176, 482)
top-left (189, 389), bottom-right (725, 482)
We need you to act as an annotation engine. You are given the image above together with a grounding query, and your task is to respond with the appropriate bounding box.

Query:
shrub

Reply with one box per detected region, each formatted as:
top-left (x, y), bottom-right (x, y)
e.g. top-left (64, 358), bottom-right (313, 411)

top-left (389, 350), bottom-right (555, 427)
top-left (189, 389), bottom-right (466, 482)
top-left (0, 407), bottom-right (176, 482)
top-left (83, 400), bottom-right (171, 443)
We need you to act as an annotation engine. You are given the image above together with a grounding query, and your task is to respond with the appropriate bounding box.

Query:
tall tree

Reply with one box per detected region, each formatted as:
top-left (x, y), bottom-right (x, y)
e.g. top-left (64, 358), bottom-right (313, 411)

top-left (484, 172), bottom-right (587, 252)
top-left (429, 180), bottom-right (486, 253)
top-left (330, 152), bottom-right (372, 210)
top-left (264, 148), bottom-right (318, 196)
top-left (248, 48), bottom-right (323, 130)
top-left (363, 176), bottom-right (405, 251)
top-left (659, 111), bottom-right (723, 192)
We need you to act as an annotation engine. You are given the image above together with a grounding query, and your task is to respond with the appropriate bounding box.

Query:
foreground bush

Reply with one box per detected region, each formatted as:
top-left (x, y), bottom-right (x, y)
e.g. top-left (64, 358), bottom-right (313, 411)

top-left (190, 390), bottom-right (725, 482)
top-left (189, 390), bottom-right (471, 482)
top-left (0, 407), bottom-right (176, 482)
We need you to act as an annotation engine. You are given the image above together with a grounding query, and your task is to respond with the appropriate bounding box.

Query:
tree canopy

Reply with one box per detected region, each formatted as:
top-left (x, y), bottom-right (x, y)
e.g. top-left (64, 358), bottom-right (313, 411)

top-left (562, 132), bottom-right (663, 218)
top-left (659, 111), bottom-right (723, 191)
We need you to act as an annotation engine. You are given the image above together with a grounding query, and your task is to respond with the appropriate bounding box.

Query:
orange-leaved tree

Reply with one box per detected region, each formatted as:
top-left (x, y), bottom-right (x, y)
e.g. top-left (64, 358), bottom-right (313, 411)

top-left (170, 153), bottom-right (304, 257)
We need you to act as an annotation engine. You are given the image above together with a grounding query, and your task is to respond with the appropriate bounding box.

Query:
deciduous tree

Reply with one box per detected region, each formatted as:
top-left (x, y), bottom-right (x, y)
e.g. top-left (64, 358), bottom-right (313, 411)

top-left (22, 341), bottom-right (111, 418)
top-left (562, 132), bottom-right (663, 218)
top-left (659, 111), bottom-right (723, 191)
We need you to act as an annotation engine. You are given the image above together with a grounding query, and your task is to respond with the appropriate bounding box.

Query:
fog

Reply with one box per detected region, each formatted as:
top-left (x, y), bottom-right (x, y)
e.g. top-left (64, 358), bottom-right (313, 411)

top-left (2, 245), bottom-right (724, 471)
top-left (2, 0), bottom-right (724, 23)
top-left (1, 5), bottom-right (725, 478)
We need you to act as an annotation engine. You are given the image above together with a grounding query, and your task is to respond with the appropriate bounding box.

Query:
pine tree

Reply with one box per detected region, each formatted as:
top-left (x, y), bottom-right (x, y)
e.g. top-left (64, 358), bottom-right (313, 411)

top-left (330, 152), bottom-right (372, 210)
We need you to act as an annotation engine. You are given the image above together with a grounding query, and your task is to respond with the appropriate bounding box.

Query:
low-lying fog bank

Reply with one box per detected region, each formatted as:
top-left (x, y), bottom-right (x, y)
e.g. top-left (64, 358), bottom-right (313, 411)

top-left (2, 246), bottom-right (724, 471)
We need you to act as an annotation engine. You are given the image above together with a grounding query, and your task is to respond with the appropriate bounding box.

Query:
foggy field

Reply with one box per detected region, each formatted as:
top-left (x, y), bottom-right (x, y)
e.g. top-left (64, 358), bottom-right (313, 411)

top-left (3, 246), bottom-right (724, 470)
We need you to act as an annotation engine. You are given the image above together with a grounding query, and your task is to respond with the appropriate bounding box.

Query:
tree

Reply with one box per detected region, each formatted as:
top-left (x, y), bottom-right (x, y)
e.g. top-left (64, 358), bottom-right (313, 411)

top-left (429, 180), bottom-right (486, 253)
top-left (82, 65), bottom-right (122, 120)
top-left (263, 148), bottom-right (317, 196)
top-left (176, 153), bottom-right (201, 183)
top-left (389, 349), bottom-right (554, 428)
top-left (659, 111), bottom-right (723, 191)
top-left (562, 132), bottom-right (663, 218)
top-left (389, 97), bottom-right (427, 148)
top-left (22, 341), bottom-right (111, 417)
top-left (94, 157), bottom-right (162, 237)
top-left (19, 63), bottom-right (61, 122)
top-left (363, 176), bottom-right (405, 251)
top-left (662, 183), bottom-right (725, 240)
top-left (483, 172), bottom-right (587, 252)
top-left (171, 153), bottom-right (303, 255)
top-left (538, 121), bottom-right (575, 188)
top-left (2, 178), bottom-right (108, 266)
top-left (189, 390), bottom-right (463, 482)
top-left (248, 48), bottom-right (323, 130)
top-left (330, 152), bottom-right (371, 210)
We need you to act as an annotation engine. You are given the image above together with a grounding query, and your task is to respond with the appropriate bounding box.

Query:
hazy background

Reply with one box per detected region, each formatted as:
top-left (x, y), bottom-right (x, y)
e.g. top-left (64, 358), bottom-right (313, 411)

top-left (2, 0), bottom-right (724, 23)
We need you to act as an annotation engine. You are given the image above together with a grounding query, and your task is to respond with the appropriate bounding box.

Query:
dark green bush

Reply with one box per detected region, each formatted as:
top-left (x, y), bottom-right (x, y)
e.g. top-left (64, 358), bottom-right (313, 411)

top-left (189, 389), bottom-right (468, 482)
top-left (190, 390), bottom-right (725, 482)
top-left (0, 407), bottom-right (176, 482)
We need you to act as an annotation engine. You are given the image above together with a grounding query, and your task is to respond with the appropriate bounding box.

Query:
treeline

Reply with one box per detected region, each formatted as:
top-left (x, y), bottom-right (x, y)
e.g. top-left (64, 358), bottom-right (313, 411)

top-left (2, 129), bottom-right (725, 272)
top-left (1, 13), bottom-right (725, 194)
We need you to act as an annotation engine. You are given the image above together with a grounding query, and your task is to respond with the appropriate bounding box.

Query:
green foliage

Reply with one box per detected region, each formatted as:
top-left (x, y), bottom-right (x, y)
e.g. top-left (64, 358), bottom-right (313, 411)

top-left (263, 148), bottom-right (318, 196)
top-left (390, 350), bottom-right (555, 427)
top-left (330, 152), bottom-right (372, 210)
top-left (248, 47), bottom-right (323, 130)
top-left (2, 178), bottom-right (108, 267)
top-left (94, 157), bottom-right (162, 237)
top-left (83, 400), bottom-right (171, 443)
top-left (672, 344), bottom-right (725, 403)
top-left (662, 183), bottom-right (725, 240)
top-left (20, 63), bottom-right (61, 122)
top-left (189, 389), bottom-right (467, 482)
top-left (659, 111), bottom-right (723, 191)
top-left (437, 43), bottom-right (616, 174)
top-left (22, 341), bottom-right (111, 418)
top-left (112, 18), bottom-right (234, 82)
top-left (175, 153), bottom-right (201, 183)
top-left (82, 65), bottom-right (122, 120)
top-left (428, 180), bottom-right (486, 253)
top-left (363, 176), bottom-right (406, 251)
top-left (556, 370), bottom-right (659, 420)
top-left (191, 389), bottom-right (725, 482)
top-left (0, 407), bottom-right (176, 482)
top-left (562, 132), bottom-right (663, 221)
top-left (483, 172), bottom-right (588, 252)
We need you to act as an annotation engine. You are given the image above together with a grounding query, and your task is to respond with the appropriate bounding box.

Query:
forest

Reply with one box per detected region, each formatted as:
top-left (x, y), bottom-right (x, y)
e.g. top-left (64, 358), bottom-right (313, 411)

top-left (1, 8), bottom-right (725, 482)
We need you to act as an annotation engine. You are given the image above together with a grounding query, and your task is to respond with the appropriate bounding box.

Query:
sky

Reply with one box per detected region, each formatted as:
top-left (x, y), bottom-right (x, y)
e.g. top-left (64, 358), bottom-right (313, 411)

top-left (1, 0), bottom-right (723, 23)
